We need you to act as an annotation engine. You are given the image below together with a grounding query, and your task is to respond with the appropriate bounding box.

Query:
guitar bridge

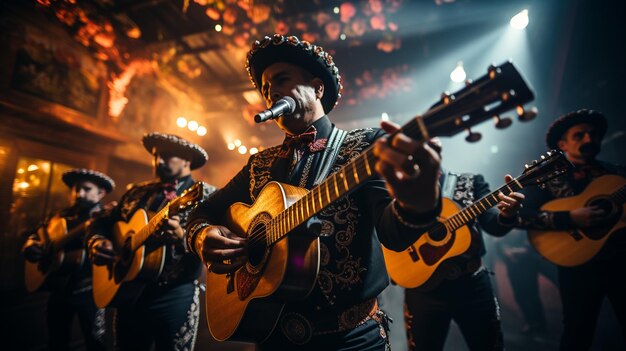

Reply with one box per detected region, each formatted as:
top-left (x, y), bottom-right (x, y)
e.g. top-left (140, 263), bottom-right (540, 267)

top-left (569, 230), bottom-right (583, 241)
top-left (408, 245), bottom-right (420, 262)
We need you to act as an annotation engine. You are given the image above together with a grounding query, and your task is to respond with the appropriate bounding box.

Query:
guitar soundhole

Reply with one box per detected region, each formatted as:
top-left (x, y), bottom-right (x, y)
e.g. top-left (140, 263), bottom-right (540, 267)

top-left (428, 224), bottom-right (447, 242)
top-left (583, 198), bottom-right (620, 240)
top-left (248, 222), bottom-right (268, 268)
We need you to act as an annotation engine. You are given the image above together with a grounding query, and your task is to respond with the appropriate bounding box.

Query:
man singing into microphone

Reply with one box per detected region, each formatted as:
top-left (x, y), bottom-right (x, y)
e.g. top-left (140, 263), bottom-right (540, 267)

top-left (185, 34), bottom-right (442, 350)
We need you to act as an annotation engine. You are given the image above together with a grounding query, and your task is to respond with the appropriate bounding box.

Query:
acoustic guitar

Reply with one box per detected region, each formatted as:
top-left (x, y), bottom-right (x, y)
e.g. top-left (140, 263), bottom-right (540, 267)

top-left (92, 181), bottom-right (213, 308)
top-left (528, 174), bottom-right (626, 266)
top-left (204, 61), bottom-right (536, 342)
top-left (24, 216), bottom-right (92, 292)
top-left (382, 151), bottom-right (571, 289)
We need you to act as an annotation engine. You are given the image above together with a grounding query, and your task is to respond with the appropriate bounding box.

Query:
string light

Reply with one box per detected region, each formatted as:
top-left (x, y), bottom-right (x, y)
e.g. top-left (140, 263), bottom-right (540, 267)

top-left (196, 126), bottom-right (207, 136)
top-left (187, 121), bottom-right (199, 131)
top-left (238, 145), bottom-right (247, 154)
top-left (176, 117), bottom-right (187, 128)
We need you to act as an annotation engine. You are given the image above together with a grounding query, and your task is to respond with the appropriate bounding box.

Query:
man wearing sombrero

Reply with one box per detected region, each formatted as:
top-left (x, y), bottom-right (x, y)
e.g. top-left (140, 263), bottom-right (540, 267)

top-left (86, 133), bottom-right (215, 351)
top-left (185, 34), bottom-right (442, 349)
top-left (515, 109), bottom-right (626, 349)
top-left (22, 168), bottom-right (115, 351)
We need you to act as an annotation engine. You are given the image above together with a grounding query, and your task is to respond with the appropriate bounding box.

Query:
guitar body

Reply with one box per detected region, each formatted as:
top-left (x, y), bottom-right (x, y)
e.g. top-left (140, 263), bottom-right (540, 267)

top-left (529, 175), bottom-right (626, 267)
top-left (25, 216), bottom-right (86, 292)
top-left (206, 181), bottom-right (320, 342)
top-left (383, 198), bottom-right (473, 289)
top-left (92, 209), bottom-right (166, 308)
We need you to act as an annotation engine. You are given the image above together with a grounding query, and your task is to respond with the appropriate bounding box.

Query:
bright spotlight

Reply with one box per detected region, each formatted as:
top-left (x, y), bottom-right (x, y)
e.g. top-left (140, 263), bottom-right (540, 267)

top-left (196, 126), bottom-right (207, 136)
top-left (238, 145), bottom-right (247, 154)
top-left (234, 139), bottom-right (242, 147)
top-left (510, 9), bottom-right (529, 30)
top-left (187, 120), bottom-right (199, 131)
top-left (227, 142), bottom-right (235, 150)
top-left (215, 24), bottom-right (222, 32)
top-left (249, 147), bottom-right (258, 155)
top-left (176, 117), bottom-right (187, 128)
top-left (381, 112), bottom-right (389, 121)
top-left (450, 62), bottom-right (466, 83)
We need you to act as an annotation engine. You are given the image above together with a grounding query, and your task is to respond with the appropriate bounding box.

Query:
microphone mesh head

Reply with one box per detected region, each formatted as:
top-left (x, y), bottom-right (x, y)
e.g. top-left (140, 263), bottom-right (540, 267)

top-left (282, 96), bottom-right (296, 113)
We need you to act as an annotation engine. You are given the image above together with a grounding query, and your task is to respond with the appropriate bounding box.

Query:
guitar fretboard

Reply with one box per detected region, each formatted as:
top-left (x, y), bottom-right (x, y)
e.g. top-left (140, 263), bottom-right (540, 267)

top-left (443, 178), bottom-right (524, 232)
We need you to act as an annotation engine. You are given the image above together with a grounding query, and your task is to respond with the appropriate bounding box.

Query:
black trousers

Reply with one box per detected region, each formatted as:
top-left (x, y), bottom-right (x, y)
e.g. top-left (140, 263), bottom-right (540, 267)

top-left (115, 281), bottom-right (200, 351)
top-left (47, 287), bottom-right (105, 351)
top-left (259, 317), bottom-right (389, 351)
top-left (405, 268), bottom-right (504, 351)
top-left (503, 247), bottom-right (558, 332)
top-left (558, 254), bottom-right (626, 351)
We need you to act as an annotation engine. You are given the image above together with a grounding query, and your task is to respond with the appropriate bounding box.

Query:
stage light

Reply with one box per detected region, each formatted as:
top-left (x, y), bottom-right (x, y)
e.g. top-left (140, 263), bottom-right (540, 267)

top-left (333, 7), bottom-right (340, 14)
top-left (381, 112), bottom-right (389, 121)
top-left (238, 145), bottom-right (247, 154)
top-left (340, 33), bottom-right (346, 40)
top-left (510, 9), bottom-right (529, 30)
top-left (188, 120), bottom-right (198, 131)
top-left (215, 24), bottom-right (222, 32)
top-left (176, 117), bottom-right (187, 128)
top-left (197, 126), bottom-right (207, 136)
top-left (234, 139), bottom-right (241, 147)
top-left (450, 62), bottom-right (466, 83)
top-left (227, 142), bottom-right (235, 150)
top-left (249, 147), bottom-right (258, 155)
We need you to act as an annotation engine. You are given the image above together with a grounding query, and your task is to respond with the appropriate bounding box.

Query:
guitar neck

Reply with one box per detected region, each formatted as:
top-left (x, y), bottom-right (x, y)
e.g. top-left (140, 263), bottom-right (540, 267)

top-left (130, 207), bottom-right (170, 252)
top-left (444, 178), bottom-right (524, 231)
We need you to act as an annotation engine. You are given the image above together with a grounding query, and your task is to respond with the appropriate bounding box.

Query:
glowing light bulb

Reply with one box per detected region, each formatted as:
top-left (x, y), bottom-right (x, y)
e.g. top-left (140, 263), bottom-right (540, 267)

top-left (188, 121), bottom-right (198, 131)
top-left (176, 117), bottom-right (187, 128)
top-left (510, 9), bottom-right (529, 30)
top-left (381, 112), bottom-right (389, 121)
top-left (215, 24), bottom-right (222, 32)
top-left (197, 126), bottom-right (207, 136)
top-left (227, 142), bottom-right (235, 150)
top-left (238, 145), bottom-right (247, 154)
top-left (450, 62), bottom-right (466, 83)
top-left (234, 139), bottom-right (242, 147)
top-left (249, 147), bottom-right (259, 155)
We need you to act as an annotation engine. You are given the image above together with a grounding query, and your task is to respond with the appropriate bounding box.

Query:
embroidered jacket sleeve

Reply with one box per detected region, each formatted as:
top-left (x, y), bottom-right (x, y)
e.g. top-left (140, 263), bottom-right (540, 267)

top-left (363, 129), bottom-right (442, 252)
top-left (475, 174), bottom-right (516, 237)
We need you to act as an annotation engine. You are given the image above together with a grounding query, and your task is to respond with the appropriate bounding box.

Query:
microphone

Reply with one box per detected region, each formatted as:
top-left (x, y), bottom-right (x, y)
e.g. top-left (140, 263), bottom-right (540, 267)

top-left (254, 96), bottom-right (296, 123)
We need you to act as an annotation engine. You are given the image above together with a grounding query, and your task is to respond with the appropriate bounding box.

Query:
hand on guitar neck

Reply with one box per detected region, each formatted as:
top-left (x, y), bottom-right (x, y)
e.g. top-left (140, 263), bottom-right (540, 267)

top-left (497, 174), bottom-right (526, 219)
top-left (372, 121), bottom-right (442, 216)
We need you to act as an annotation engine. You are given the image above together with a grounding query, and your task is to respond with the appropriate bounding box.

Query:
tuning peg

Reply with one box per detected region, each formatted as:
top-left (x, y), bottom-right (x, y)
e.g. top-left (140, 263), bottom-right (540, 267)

top-left (487, 64), bottom-right (498, 79)
top-left (465, 129), bottom-right (482, 143)
top-left (541, 155), bottom-right (546, 160)
top-left (532, 159), bottom-right (538, 165)
top-left (440, 92), bottom-right (454, 105)
top-left (493, 115), bottom-right (513, 129)
top-left (524, 164), bottom-right (530, 169)
top-left (517, 106), bottom-right (538, 122)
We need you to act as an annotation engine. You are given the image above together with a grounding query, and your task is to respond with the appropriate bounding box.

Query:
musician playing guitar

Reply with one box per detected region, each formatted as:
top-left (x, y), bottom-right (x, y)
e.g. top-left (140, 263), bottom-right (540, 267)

top-left (403, 139), bottom-right (525, 351)
top-left (516, 109), bottom-right (626, 350)
top-left (21, 168), bottom-right (115, 351)
top-left (185, 34), bottom-right (442, 350)
top-left (86, 133), bottom-right (216, 351)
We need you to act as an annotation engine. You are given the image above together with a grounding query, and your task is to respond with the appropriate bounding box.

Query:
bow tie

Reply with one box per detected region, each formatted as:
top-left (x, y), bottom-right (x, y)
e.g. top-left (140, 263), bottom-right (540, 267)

top-left (277, 130), bottom-right (327, 158)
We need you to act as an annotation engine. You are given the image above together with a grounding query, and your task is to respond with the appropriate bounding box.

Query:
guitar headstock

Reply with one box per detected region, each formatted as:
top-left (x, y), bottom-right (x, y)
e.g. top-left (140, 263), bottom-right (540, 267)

top-left (408, 61), bottom-right (535, 142)
top-left (518, 150), bottom-right (573, 188)
top-left (169, 181), bottom-right (214, 216)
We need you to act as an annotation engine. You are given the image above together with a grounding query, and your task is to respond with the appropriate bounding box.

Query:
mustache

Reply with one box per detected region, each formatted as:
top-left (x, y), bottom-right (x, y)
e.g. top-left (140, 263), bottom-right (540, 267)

top-left (579, 142), bottom-right (600, 155)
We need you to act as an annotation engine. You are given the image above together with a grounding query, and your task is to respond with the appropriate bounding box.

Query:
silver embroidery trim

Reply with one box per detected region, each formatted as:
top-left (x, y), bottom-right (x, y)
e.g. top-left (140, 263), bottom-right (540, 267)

top-left (174, 282), bottom-right (201, 351)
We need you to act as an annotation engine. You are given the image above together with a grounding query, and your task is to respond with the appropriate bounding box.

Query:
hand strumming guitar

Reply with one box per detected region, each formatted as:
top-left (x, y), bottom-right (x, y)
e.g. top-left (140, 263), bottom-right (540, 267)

top-left (195, 225), bottom-right (247, 274)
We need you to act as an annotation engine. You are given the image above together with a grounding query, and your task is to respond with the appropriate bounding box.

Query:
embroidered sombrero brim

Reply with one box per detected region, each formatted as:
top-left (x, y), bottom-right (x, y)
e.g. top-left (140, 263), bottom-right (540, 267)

top-left (546, 109), bottom-right (607, 149)
top-left (62, 169), bottom-right (115, 193)
top-left (142, 132), bottom-right (208, 170)
top-left (246, 34), bottom-right (343, 114)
